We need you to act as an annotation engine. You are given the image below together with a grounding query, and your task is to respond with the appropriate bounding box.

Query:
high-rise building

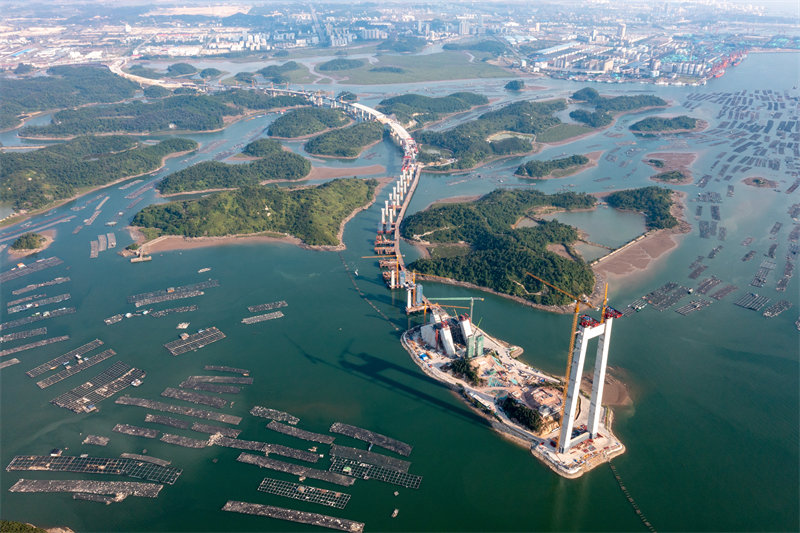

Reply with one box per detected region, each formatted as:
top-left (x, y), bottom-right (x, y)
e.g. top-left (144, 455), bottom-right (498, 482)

top-left (619, 23), bottom-right (627, 40)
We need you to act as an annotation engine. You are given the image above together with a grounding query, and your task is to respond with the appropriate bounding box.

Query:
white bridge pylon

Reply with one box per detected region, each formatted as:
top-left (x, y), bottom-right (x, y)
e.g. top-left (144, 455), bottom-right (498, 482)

top-left (558, 318), bottom-right (615, 453)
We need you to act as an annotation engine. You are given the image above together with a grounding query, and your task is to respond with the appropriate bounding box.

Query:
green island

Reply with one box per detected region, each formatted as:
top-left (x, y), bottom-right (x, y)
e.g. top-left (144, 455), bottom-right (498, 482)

top-left (336, 91), bottom-right (358, 102)
top-left (10, 232), bottom-right (45, 250)
top-left (605, 186), bottom-right (678, 229)
top-left (157, 138), bottom-right (310, 194)
top-left (257, 61), bottom-right (302, 84)
top-left (377, 92), bottom-right (488, 127)
top-left (651, 170), bottom-right (689, 183)
top-left (516, 154), bottom-right (590, 178)
top-left (133, 178), bottom-right (378, 247)
top-left (267, 107), bottom-right (349, 138)
top-left (571, 87), bottom-right (667, 112)
top-left (402, 189), bottom-right (597, 305)
top-left (1, 136), bottom-right (197, 211)
top-left (568, 109), bottom-right (612, 127)
top-left (0, 65), bottom-right (139, 130)
top-left (199, 68), bottom-right (224, 79)
top-left (166, 63), bottom-right (197, 76)
top-left (647, 158), bottom-right (665, 168)
top-left (318, 58), bottom-right (365, 71)
top-left (630, 115), bottom-right (698, 132)
top-left (416, 99), bottom-right (566, 170)
top-left (305, 122), bottom-right (384, 158)
top-left (505, 80), bottom-right (525, 91)
top-left (20, 91), bottom-right (307, 137)
top-left (377, 36), bottom-right (427, 53)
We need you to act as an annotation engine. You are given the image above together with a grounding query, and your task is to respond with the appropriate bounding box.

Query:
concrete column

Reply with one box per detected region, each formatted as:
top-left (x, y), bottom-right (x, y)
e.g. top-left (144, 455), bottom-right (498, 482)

top-left (407, 288), bottom-right (412, 309)
top-left (588, 319), bottom-right (613, 438)
top-left (558, 327), bottom-right (589, 453)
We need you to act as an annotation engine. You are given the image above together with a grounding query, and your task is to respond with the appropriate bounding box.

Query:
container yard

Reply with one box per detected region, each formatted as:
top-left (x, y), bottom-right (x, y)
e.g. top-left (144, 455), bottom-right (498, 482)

top-left (257, 478), bottom-right (351, 509)
top-left (221, 501), bottom-right (364, 532)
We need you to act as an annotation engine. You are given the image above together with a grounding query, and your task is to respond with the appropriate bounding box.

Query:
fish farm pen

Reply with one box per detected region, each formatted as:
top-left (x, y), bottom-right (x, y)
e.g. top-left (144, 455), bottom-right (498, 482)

top-left (9, 479), bottom-right (163, 499)
top-left (0, 307), bottom-right (76, 332)
top-left (144, 414), bottom-right (190, 429)
top-left (12, 277), bottom-right (70, 296)
top-left (113, 424), bottom-right (159, 439)
top-left (204, 365), bottom-right (250, 375)
top-left (81, 435), bottom-right (110, 446)
top-left (25, 339), bottom-right (104, 377)
top-left (329, 422), bottom-right (413, 456)
top-left (119, 454), bottom-right (171, 467)
top-left (6, 455), bottom-right (181, 484)
top-left (210, 435), bottom-right (319, 463)
top-left (161, 387), bottom-right (228, 408)
top-left (7, 293), bottom-right (71, 314)
top-left (328, 458), bottom-right (422, 490)
top-left (236, 453), bottom-right (355, 487)
top-left (329, 445), bottom-right (411, 472)
top-left (241, 311), bottom-right (284, 324)
top-left (0, 327), bottom-right (48, 343)
top-left (160, 434), bottom-right (209, 448)
top-left (115, 396), bottom-right (242, 425)
top-left (267, 421), bottom-right (336, 444)
top-left (0, 336), bottom-right (70, 357)
top-left (150, 305), bottom-right (197, 318)
top-left (185, 375), bottom-right (253, 385)
top-left (191, 422), bottom-right (241, 438)
top-left (0, 257), bottom-right (63, 283)
top-left (0, 359), bottom-right (20, 369)
top-left (128, 280), bottom-right (219, 307)
top-left (51, 362), bottom-right (145, 413)
top-left (247, 301), bottom-right (288, 313)
top-left (250, 406), bottom-right (300, 424)
top-left (164, 327), bottom-right (226, 356)
top-left (222, 501), bottom-right (364, 533)
top-left (181, 382), bottom-right (241, 393)
top-left (257, 477), bottom-right (351, 509)
top-left (36, 349), bottom-right (116, 389)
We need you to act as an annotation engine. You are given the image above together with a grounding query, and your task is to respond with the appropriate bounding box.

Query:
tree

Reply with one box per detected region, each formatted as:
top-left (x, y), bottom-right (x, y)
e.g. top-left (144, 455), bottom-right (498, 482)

top-left (504, 80), bottom-right (525, 91)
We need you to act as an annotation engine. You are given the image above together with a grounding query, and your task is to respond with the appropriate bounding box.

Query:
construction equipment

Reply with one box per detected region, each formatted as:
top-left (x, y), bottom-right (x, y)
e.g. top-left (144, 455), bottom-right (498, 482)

top-left (525, 272), bottom-right (602, 451)
top-left (426, 297), bottom-right (484, 319)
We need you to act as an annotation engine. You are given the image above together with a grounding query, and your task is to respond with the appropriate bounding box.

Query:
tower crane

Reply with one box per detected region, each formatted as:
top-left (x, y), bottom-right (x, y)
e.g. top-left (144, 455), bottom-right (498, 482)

top-left (524, 272), bottom-right (605, 451)
top-left (426, 297), bottom-right (484, 320)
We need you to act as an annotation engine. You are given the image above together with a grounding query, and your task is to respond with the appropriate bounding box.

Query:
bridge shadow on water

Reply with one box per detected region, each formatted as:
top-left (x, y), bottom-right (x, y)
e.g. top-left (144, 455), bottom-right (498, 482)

top-left (283, 334), bottom-right (490, 430)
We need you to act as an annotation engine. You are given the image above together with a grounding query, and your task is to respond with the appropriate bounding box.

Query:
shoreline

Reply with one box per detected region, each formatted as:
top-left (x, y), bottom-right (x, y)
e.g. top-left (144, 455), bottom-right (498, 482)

top-left (303, 137), bottom-right (384, 160)
top-left (0, 148), bottom-right (195, 229)
top-left (5, 230), bottom-right (56, 257)
top-left (137, 177), bottom-right (392, 254)
top-left (422, 144), bottom-right (543, 175)
top-left (631, 118), bottom-right (709, 136)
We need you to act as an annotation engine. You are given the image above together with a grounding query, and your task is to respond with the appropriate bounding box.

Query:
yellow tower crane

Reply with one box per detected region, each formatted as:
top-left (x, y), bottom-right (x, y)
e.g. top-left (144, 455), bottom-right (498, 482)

top-left (524, 272), bottom-right (606, 451)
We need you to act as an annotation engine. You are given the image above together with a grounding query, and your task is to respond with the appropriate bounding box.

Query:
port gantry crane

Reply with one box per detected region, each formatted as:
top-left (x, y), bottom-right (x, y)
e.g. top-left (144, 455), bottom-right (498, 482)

top-left (524, 272), bottom-right (604, 452)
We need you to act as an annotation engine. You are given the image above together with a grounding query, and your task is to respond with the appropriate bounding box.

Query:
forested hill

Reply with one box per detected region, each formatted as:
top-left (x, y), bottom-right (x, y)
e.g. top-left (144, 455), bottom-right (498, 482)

top-left (19, 91), bottom-right (307, 137)
top-left (133, 178), bottom-right (378, 247)
top-left (376, 92), bottom-right (488, 127)
top-left (0, 136), bottom-right (197, 210)
top-left (402, 189), bottom-right (597, 306)
top-left (157, 138), bottom-right (311, 194)
top-left (0, 65), bottom-right (140, 130)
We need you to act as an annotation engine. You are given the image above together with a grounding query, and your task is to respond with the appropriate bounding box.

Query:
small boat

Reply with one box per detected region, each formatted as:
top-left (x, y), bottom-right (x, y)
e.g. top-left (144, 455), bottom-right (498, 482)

top-left (198, 267), bottom-right (211, 273)
top-left (177, 322), bottom-right (190, 329)
top-left (391, 509), bottom-right (399, 518)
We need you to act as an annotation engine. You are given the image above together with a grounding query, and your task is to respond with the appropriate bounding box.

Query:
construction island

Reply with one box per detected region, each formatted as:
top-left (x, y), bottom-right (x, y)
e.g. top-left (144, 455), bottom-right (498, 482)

top-left (347, 93), bottom-right (625, 478)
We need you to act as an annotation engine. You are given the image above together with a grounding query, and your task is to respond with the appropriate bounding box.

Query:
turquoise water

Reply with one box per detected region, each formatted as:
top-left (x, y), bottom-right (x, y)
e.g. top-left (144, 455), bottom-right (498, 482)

top-left (0, 52), bottom-right (798, 532)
